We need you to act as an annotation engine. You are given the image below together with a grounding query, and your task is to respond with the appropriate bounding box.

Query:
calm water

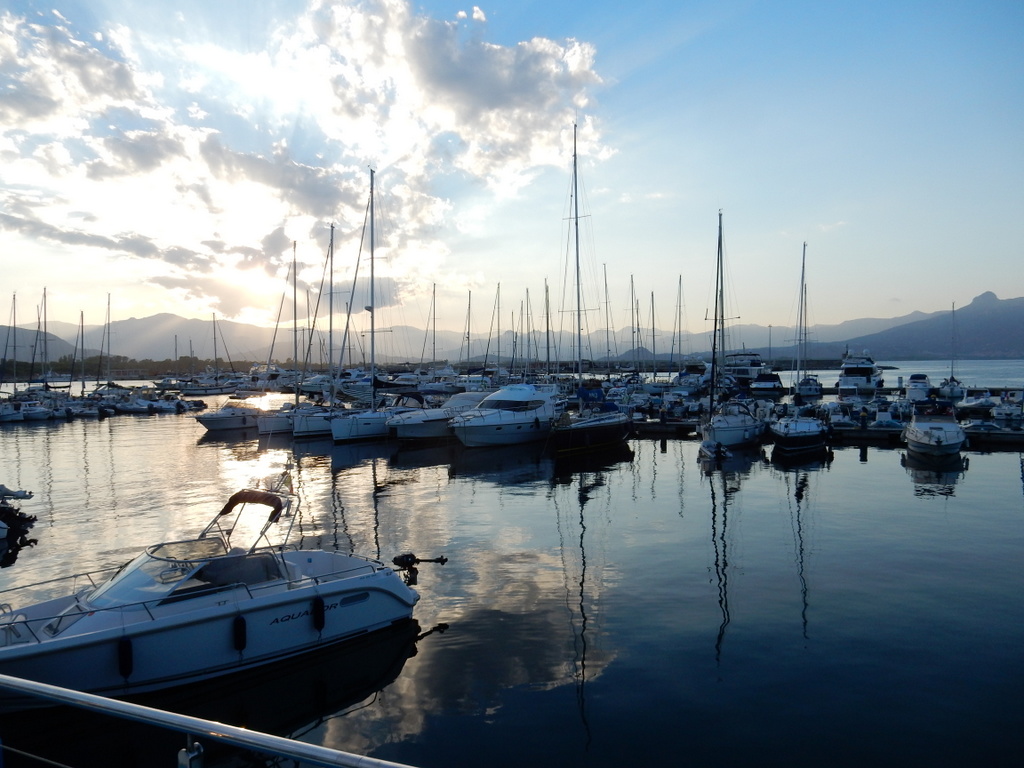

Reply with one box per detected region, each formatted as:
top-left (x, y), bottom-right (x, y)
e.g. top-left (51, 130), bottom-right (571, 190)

top-left (1, 369), bottom-right (1023, 767)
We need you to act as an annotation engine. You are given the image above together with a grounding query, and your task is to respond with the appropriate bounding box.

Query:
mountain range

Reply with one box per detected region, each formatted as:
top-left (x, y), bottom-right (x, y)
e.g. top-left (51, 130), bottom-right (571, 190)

top-left (2, 292), bottom-right (1021, 367)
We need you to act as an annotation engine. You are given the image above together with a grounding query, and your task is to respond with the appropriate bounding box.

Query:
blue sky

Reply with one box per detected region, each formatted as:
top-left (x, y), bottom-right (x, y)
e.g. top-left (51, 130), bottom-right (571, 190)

top-left (2, 0), bottom-right (1021, 346)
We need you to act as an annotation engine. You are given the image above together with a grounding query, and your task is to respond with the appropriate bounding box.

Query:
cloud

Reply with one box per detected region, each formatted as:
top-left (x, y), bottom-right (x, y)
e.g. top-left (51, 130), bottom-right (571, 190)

top-left (1, 1), bottom-right (607, 323)
top-left (0, 11), bottom-right (143, 132)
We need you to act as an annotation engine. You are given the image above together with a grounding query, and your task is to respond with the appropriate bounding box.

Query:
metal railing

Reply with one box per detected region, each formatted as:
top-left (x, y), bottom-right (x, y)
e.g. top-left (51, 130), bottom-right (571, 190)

top-left (0, 673), bottom-right (417, 768)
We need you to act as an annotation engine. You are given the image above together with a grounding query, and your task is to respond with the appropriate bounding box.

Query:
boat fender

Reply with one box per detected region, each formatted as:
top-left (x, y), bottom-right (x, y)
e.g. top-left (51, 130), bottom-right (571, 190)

top-left (117, 636), bottom-right (133, 679)
top-left (233, 615), bottom-right (247, 651)
top-left (312, 596), bottom-right (326, 631)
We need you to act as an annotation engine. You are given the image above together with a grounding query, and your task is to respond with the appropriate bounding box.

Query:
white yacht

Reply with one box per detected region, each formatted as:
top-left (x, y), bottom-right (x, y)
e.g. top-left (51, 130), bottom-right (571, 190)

top-left (836, 350), bottom-right (884, 393)
top-left (449, 384), bottom-right (563, 447)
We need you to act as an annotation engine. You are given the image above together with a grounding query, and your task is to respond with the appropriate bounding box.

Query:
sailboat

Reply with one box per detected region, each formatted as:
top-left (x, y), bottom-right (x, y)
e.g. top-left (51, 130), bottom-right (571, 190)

top-left (330, 169), bottom-right (425, 443)
top-left (790, 243), bottom-right (822, 402)
top-left (181, 315), bottom-right (238, 396)
top-left (699, 211), bottom-right (765, 452)
top-left (938, 303), bottom-right (965, 401)
top-left (256, 243), bottom-right (326, 435)
top-left (547, 124), bottom-right (632, 454)
top-left (769, 243), bottom-right (828, 455)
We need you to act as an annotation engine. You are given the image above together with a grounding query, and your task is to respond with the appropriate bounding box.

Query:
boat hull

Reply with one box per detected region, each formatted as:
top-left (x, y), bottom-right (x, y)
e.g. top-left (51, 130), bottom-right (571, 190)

top-left (0, 555), bottom-right (417, 705)
top-left (330, 412), bottom-right (392, 442)
top-left (291, 411), bottom-right (337, 438)
top-left (902, 417), bottom-right (967, 457)
top-left (391, 416), bottom-right (455, 441)
top-left (904, 436), bottom-right (964, 456)
top-left (768, 417), bottom-right (828, 454)
top-left (548, 413), bottom-right (633, 453)
top-left (451, 417), bottom-right (554, 447)
top-left (702, 403), bottom-right (765, 449)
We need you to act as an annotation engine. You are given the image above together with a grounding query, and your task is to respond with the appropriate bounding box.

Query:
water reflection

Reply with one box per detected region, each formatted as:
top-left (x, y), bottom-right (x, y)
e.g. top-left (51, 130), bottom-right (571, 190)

top-left (900, 451), bottom-right (969, 497)
top-left (448, 442), bottom-right (553, 484)
top-left (390, 442), bottom-right (459, 470)
top-left (770, 444), bottom-right (835, 470)
top-left (697, 446), bottom-right (765, 477)
top-left (196, 428), bottom-right (260, 445)
top-left (0, 619), bottom-right (433, 766)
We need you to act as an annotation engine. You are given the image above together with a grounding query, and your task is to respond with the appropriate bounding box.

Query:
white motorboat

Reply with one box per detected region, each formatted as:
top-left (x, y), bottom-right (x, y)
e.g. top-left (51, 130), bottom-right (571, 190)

top-left (749, 371), bottom-right (786, 398)
top-left (194, 402), bottom-right (264, 431)
top-left (768, 411), bottom-right (828, 455)
top-left (836, 350), bottom-right (884, 393)
top-left (902, 410), bottom-right (967, 457)
top-left (904, 373), bottom-right (932, 402)
top-left (449, 383), bottom-right (563, 447)
top-left (0, 402), bottom-right (25, 423)
top-left (14, 401), bottom-right (52, 421)
top-left (721, 352), bottom-right (766, 389)
top-left (0, 476), bottom-right (428, 705)
top-left (387, 390), bottom-right (489, 440)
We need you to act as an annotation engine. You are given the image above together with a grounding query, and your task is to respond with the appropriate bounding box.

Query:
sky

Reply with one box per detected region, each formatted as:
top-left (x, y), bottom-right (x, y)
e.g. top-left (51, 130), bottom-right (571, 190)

top-left (2, 0), bottom-right (1022, 344)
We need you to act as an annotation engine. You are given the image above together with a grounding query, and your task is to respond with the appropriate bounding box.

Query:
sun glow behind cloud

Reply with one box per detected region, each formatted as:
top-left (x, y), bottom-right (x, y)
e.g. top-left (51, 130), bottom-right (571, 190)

top-left (1, 0), bottom-right (602, 328)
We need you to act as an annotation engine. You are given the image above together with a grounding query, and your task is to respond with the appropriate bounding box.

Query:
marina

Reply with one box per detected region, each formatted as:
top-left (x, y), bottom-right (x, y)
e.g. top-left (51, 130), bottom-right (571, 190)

top-left (0, 360), bottom-right (1023, 766)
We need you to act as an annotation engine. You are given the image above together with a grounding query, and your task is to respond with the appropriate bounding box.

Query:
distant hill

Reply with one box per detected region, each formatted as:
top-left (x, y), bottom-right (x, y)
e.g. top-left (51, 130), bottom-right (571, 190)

top-left (1, 293), bottom-right (1021, 366)
top-left (813, 292), bottom-right (1024, 360)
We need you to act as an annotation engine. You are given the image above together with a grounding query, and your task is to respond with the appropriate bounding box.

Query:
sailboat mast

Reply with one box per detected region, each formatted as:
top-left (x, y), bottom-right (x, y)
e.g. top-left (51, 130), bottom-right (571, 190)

top-left (796, 241), bottom-right (807, 381)
top-left (211, 312), bottom-right (218, 380)
top-left (710, 210), bottom-right (725, 407)
top-left (603, 264), bottom-right (612, 374)
top-left (78, 311), bottom-right (86, 396)
top-left (11, 293), bottom-right (16, 395)
top-left (572, 123), bottom-right (583, 388)
top-left (545, 280), bottom-right (551, 375)
top-left (328, 223), bottom-right (334, 377)
top-left (369, 169), bottom-right (376, 405)
top-left (650, 292), bottom-right (656, 380)
top-left (42, 287), bottom-right (48, 377)
top-left (292, 241), bottom-right (299, 407)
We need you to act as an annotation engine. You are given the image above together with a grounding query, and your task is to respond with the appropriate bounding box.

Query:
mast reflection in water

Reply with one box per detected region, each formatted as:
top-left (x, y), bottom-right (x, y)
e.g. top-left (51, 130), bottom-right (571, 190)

top-left (1, 398), bottom-right (1022, 767)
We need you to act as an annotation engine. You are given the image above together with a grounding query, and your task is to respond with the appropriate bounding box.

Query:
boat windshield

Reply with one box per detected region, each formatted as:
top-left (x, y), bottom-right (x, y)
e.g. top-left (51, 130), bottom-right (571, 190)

top-left (841, 366), bottom-right (877, 377)
top-left (478, 398), bottom-right (547, 412)
top-left (86, 538), bottom-right (230, 607)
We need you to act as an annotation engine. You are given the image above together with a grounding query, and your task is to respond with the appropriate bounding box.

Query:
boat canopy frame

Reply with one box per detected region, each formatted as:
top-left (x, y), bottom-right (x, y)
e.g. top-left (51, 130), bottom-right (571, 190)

top-left (199, 488), bottom-right (298, 555)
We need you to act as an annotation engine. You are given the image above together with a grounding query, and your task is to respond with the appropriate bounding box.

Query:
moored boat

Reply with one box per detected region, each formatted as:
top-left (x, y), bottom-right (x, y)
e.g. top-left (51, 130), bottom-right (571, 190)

top-left (0, 475), bottom-right (431, 707)
top-left (194, 401), bottom-right (264, 432)
top-left (902, 409), bottom-right (967, 457)
top-left (768, 411), bottom-right (828, 455)
top-left (449, 383), bottom-right (563, 448)
top-left (545, 124), bottom-right (633, 455)
top-left (836, 349), bottom-right (884, 393)
top-left (699, 211), bottom-right (766, 450)
top-left (387, 390), bottom-right (488, 440)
